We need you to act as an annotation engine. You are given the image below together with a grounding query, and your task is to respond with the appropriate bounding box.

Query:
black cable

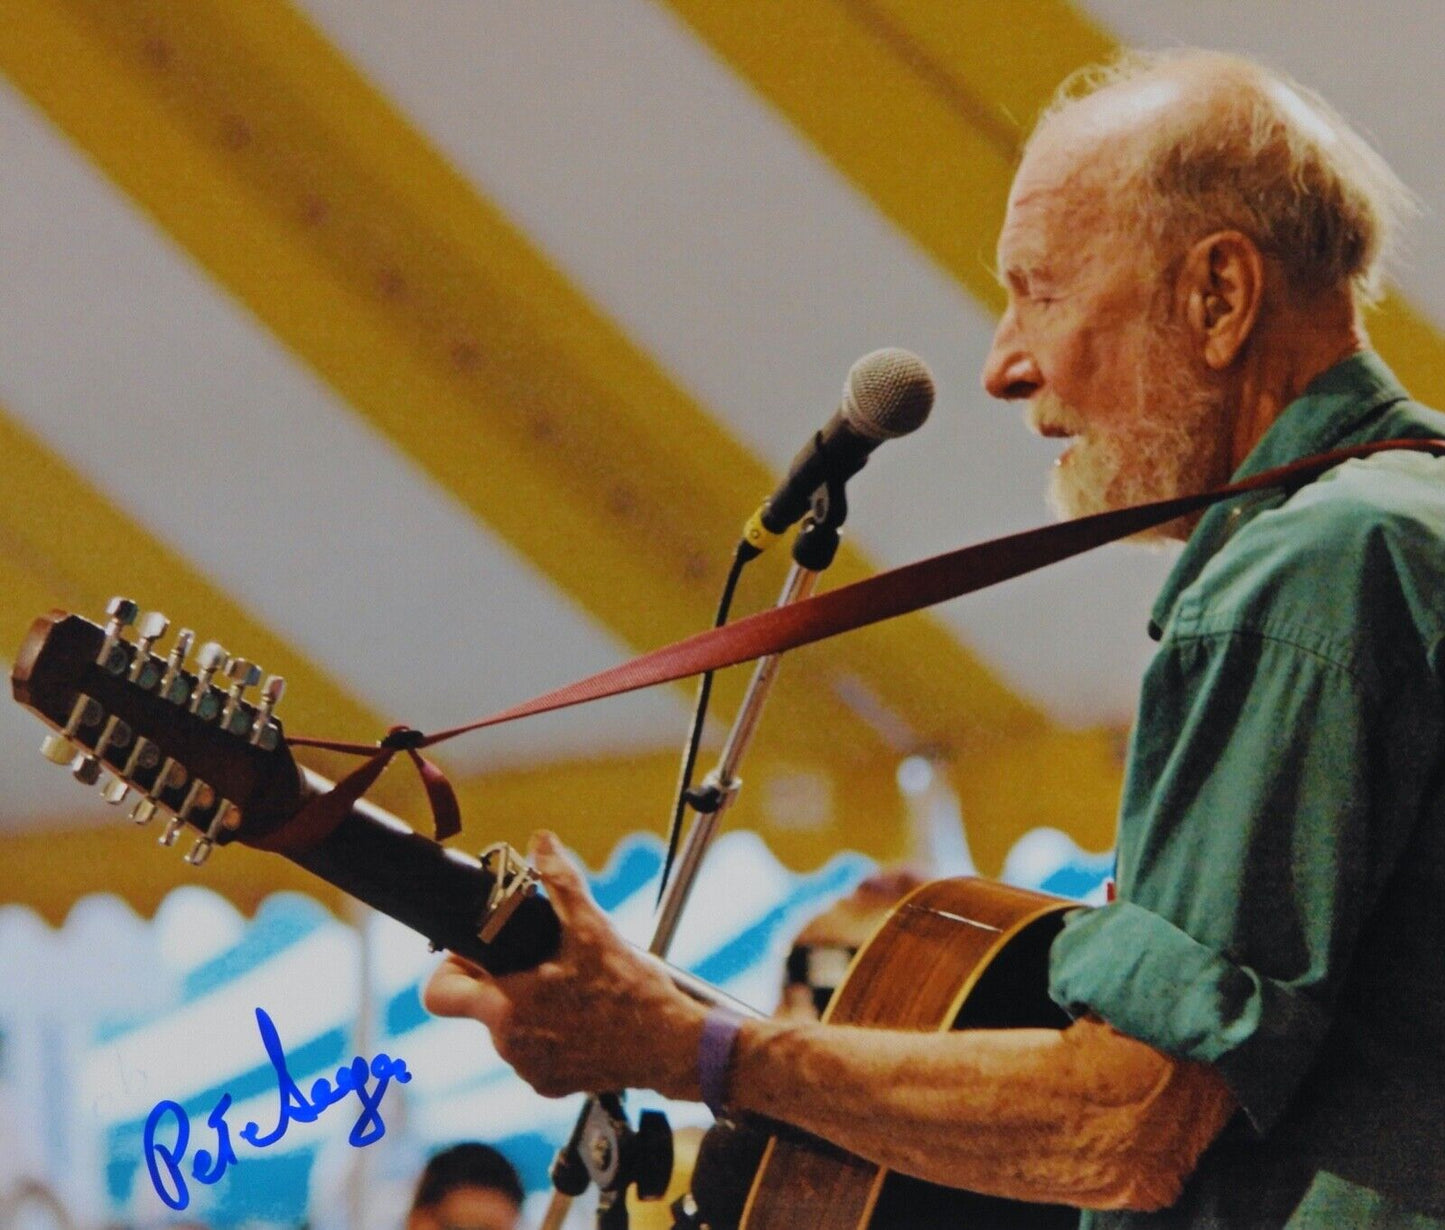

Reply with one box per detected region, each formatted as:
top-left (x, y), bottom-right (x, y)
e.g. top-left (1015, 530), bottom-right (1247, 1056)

top-left (655, 538), bottom-right (758, 904)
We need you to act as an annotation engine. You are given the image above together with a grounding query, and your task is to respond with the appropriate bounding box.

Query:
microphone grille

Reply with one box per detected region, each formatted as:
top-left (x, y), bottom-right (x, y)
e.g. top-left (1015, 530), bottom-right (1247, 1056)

top-left (843, 348), bottom-right (935, 440)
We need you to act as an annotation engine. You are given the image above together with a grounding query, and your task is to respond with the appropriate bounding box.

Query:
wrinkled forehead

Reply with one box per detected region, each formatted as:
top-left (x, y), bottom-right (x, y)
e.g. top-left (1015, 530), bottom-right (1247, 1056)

top-left (997, 75), bottom-right (1185, 273)
top-left (994, 152), bottom-right (1101, 278)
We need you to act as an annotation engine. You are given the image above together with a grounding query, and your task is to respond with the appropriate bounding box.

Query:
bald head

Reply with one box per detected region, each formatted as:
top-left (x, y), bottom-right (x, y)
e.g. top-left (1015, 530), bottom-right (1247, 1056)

top-left (1019, 50), bottom-right (1414, 307)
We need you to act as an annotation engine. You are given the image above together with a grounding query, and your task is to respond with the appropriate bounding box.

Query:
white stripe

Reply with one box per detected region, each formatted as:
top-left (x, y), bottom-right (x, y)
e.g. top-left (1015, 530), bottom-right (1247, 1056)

top-left (81, 924), bottom-right (359, 1120)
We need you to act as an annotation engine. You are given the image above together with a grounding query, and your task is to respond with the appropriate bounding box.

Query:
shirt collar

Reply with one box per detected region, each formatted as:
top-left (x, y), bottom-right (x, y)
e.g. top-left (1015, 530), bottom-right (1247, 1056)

top-left (1148, 351), bottom-right (1411, 637)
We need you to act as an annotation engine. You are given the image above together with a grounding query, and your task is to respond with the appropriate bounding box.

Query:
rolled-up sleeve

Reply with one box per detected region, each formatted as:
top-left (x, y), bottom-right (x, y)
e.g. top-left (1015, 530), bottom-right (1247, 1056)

top-left (1050, 900), bottom-right (1332, 1133)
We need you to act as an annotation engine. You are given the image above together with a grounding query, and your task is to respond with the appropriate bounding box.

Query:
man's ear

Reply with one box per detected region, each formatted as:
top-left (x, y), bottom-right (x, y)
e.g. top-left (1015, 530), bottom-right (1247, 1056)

top-left (1178, 231), bottom-right (1265, 370)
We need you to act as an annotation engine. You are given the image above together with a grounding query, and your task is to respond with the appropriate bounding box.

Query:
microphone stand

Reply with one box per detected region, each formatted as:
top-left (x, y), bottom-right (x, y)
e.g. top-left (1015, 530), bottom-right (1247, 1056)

top-left (541, 501), bottom-right (846, 1230)
top-left (650, 553), bottom-right (820, 952)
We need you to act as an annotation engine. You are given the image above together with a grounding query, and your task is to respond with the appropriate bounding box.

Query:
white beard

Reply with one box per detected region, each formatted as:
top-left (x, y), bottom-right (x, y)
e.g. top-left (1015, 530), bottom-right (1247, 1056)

top-left (1040, 331), bottom-right (1230, 539)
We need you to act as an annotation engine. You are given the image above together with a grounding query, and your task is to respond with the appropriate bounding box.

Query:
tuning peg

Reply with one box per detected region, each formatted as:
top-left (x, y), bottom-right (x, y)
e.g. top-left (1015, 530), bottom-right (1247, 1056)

top-left (40, 694), bottom-right (103, 766)
top-left (161, 779), bottom-right (213, 847)
top-left (73, 715), bottom-right (133, 787)
top-left (125, 611), bottom-right (171, 689)
top-left (219, 656), bottom-right (262, 734)
top-left (105, 596), bottom-right (140, 625)
top-left (117, 736), bottom-right (159, 780)
top-left (188, 642), bottom-right (228, 720)
top-left (107, 735), bottom-right (162, 806)
top-left (158, 629), bottom-right (196, 704)
top-left (99, 774), bottom-right (130, 805)
top-left (248, 675), bottom-right (286, 750)
top-left (185, 798), bottom-right (240, 867)
top-left (130, 757), bottom-right (186, 825)
top-left (98, 597), bottom-right (140, 674)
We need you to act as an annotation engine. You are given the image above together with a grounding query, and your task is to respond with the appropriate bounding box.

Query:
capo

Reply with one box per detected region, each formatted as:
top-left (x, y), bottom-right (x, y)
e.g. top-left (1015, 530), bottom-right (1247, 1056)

top-left (476, 842), bottom-right (542, 944)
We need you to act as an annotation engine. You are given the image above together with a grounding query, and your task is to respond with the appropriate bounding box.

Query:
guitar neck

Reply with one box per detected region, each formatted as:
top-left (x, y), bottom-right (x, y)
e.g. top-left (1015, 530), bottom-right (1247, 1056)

top-left (285, 770), bottom-right (756, 1016)
top-left (283, 767), bottom-right (562, 974)
top-left (10, 606), bottom-right (752, 1008)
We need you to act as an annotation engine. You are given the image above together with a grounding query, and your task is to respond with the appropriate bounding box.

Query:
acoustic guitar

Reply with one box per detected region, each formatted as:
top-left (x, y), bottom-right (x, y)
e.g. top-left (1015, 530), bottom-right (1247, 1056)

top-left (12, 603), bottom-right (1079, 1228)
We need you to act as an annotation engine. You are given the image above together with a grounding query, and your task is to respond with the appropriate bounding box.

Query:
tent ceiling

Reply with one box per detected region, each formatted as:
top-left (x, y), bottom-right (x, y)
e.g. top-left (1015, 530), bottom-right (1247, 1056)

top-left (1, 1), bottom-right (1441, 914)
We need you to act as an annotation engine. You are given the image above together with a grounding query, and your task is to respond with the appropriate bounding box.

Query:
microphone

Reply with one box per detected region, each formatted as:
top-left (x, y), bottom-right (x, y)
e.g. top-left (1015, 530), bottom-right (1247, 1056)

top-left (745, 348), bottom-right (935, 548)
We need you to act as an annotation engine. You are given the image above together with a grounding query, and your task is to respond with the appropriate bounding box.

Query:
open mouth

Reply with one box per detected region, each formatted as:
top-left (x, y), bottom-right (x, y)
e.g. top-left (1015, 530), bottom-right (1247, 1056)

top-left (1029, 420), bottom-right (1078, 466)
top-left (1023, 404), bottom-right (1081, 466)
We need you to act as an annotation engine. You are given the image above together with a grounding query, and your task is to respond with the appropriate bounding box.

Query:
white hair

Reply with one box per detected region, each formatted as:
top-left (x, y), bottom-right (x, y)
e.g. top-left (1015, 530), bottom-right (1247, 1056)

top-left (1034, 49), bottom-right (1418, 305)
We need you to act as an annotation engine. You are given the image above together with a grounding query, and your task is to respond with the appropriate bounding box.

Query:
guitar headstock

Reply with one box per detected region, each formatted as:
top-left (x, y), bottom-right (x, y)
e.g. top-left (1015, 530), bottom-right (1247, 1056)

top-left (11, 598), bottom-right (305, 866)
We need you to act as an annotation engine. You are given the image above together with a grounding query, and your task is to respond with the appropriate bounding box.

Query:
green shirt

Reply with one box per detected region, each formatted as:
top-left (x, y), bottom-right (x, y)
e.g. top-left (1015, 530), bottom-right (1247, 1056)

top-left (1049, 353), bottom-right (1445, 1229)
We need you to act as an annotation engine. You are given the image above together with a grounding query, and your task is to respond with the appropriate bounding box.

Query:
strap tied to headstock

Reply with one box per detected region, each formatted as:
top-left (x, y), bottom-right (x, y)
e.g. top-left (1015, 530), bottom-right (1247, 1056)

top-left (273, 723), bottom-right (461, 847)
top-left (380, 725), bottom-right (427, 751)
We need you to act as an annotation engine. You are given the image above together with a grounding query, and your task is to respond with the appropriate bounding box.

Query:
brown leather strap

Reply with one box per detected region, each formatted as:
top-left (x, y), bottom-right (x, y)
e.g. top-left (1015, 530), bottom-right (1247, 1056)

top-left (287, 439), bottom-right (1445, 836)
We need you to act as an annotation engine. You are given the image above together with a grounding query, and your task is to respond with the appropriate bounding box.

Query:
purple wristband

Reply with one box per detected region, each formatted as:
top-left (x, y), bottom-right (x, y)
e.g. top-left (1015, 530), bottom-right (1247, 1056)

top-left (698, 1005), bottom-right (745, 1118)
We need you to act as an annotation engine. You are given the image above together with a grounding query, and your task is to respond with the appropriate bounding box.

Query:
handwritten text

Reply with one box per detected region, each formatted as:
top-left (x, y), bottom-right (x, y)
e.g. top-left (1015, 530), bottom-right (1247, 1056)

top-left (143, 1007), bottom-right (411, 1210)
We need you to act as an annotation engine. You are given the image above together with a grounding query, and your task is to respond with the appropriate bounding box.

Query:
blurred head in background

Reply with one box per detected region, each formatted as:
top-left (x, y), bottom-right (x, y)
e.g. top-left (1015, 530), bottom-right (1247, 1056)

top-left (777, 868), bottom-right (929, 1021)
top-left (406, 1143), bottom-right (524, 1230)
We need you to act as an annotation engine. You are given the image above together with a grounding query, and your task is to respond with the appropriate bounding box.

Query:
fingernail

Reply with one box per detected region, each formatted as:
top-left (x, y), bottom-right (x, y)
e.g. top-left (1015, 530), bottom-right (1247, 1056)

top-left (529, 830), bottom-right (559, 866)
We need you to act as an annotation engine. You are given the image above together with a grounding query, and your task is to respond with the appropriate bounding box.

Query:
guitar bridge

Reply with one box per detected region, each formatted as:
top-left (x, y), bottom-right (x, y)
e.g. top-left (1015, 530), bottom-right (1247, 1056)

top-left (475, 842), bottom-right (541, 944)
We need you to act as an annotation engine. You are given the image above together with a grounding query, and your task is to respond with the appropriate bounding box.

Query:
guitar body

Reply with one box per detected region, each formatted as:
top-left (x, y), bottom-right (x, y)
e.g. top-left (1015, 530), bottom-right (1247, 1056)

top-left (740, 876), bottom-right (1079, 1229)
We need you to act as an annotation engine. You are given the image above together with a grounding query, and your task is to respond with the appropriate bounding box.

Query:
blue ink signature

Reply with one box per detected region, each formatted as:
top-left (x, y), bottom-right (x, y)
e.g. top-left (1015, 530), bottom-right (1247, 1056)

top-left (143, 1007), bottom-right (411, 1210)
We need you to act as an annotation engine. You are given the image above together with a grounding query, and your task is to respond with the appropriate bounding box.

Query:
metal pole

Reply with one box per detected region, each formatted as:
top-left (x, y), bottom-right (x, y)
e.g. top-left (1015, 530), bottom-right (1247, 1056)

top-left (542, 556), bottom-right (825, 1229)
top-left (649, 561), bottom-right (819, 956)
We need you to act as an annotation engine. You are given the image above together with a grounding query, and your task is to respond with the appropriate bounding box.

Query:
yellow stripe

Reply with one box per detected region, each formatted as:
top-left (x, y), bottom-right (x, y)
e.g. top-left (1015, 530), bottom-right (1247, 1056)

top-left (0, 0), bottom-right (1069, 876)
top-left (0, 819), bottom-right (349, 924)
top-left (0, 745), bottom-right (909, 923)
top-left (662, 0), bottom-right (1112, 321)
top-left (661, 0), bottom-right (1020, 318)
top-left (0, 409), bottom-right (904, 911)
top-left (1367, 293), bottom-right (1445, 410)
top-left (859, 0), bottom-right (1113, 147)
top-left (0, 410), bottom-right (380, 745)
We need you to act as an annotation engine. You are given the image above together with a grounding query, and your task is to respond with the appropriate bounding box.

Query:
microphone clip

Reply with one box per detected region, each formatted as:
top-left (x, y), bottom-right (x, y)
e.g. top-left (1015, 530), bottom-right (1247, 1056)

top-left (790, 476), bottom-right (847, 570)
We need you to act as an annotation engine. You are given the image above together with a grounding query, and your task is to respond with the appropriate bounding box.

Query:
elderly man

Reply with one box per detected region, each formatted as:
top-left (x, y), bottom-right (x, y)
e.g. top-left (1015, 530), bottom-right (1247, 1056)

top-left (425, 50), bottom-right (1445, 1227)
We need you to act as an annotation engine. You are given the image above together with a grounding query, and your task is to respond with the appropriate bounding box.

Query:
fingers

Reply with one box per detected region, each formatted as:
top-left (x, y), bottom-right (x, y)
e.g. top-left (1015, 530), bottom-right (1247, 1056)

top-left (421, 831), bottom-right (604, 1029)
top-left (423, 955), bottom-right (510, 1028)
top-left (528, 830), bottom-right (601, 930)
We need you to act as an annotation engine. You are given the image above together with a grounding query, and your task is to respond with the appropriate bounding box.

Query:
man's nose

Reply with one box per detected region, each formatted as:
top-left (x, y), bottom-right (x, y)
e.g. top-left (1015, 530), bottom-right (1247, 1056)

top-left (982, 315), bottom-right (1042, 401)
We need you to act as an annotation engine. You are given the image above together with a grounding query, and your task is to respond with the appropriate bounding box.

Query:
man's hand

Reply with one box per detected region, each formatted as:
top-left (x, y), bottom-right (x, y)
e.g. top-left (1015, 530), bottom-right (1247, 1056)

top-left (423, 831), bottom-right (707, 1099)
